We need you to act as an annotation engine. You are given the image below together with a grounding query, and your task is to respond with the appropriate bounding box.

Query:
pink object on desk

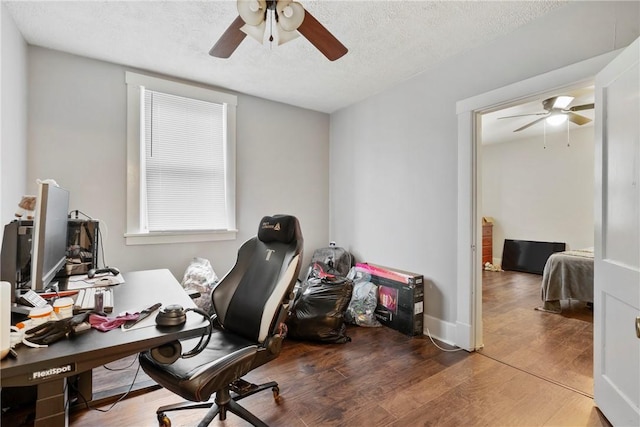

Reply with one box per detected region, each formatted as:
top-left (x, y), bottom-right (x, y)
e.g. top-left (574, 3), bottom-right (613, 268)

top-left (89, 313), bottom-right (139, 332)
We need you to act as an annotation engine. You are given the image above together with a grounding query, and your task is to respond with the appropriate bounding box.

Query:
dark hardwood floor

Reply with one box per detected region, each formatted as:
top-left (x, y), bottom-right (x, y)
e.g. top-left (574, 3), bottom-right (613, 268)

top-left (480, 270), bottom-right (594, 397)
top-left (66, 271), bottom-right (606, 427)
top-left (6, 270), bottom-right (604, 426)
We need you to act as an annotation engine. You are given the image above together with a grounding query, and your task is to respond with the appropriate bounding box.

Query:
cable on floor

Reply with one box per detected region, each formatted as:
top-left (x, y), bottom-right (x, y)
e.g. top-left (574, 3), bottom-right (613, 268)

top-left (426, 328), bottom-right (466, 352)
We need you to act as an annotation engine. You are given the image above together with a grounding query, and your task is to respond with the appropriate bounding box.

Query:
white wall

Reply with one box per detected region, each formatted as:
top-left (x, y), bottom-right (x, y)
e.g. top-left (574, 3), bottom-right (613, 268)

top-left (482, 126), bottom-right (595, 265)
top-left (0, 5), bottom-right (28, 228)
top-left (26, 47), bottom-right (329, 280)
top-left (330, 1), bottom-right (639, 337)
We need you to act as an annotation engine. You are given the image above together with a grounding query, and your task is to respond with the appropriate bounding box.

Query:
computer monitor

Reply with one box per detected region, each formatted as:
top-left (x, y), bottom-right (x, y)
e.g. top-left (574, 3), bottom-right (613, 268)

top-left (30, 182), bottom-right (70, 291)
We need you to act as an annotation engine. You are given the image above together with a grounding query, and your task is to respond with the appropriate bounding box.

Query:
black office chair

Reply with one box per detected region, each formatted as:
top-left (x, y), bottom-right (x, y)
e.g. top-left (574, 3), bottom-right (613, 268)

top-left (139, 215), bottom-right (303, 427)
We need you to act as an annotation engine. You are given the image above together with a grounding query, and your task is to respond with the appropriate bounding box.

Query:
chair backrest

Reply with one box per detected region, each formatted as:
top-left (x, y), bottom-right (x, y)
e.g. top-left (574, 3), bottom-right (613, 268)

top-left (212, 215), bottom-right (303, 343)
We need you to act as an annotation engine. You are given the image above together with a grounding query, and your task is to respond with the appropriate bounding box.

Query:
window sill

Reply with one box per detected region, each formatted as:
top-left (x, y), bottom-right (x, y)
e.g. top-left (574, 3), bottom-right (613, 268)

top-left (124, 230), bottom-right (237, 246)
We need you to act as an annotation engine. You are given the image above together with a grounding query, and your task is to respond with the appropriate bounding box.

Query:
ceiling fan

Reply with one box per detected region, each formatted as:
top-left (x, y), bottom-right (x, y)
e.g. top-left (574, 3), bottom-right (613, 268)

top-left (498, 96), bottom-right (595, 132)
top-left (210, 0), bottom-right (348, 61)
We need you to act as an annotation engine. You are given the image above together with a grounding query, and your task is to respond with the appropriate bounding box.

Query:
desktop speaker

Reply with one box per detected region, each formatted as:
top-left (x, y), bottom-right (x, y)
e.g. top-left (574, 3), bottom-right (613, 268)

top-left (1, 281), bottom-right (11, 359)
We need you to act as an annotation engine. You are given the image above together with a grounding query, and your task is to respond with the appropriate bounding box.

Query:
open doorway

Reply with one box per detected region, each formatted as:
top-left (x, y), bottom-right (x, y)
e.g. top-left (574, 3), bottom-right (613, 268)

top-left (454, 50), bottom-right (619, 351)
top-left (477, 87), bottom-right (596, 396)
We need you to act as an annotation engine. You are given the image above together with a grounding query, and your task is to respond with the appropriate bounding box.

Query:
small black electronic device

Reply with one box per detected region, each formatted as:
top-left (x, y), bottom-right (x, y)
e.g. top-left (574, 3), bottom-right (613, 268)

top-left (87, 266), bottom-right (120, 278)
top-left (155, 304), bottom-right (188, 326)
top-left (150, 305), bottom-right (212, 364)
top-left (18, 290), bottom-right (48, 308)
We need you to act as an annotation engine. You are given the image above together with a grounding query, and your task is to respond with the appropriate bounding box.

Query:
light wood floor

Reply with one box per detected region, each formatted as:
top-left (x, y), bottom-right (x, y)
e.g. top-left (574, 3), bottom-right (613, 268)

top-left (8, 271), bottom-right (608, 426)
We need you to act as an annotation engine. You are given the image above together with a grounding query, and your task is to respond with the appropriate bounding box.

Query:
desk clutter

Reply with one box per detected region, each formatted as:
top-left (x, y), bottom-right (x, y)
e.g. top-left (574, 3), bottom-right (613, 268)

top-left (2, 268), bottom-right (208, 427)
top-left (74, 287), bottom-right (114, 313)
top-left (7, 297), bottom-right (154, 350)
top-left (5, 284), bottom-right (154, 352)
top-left (66, 272), bottom-right (125, 289)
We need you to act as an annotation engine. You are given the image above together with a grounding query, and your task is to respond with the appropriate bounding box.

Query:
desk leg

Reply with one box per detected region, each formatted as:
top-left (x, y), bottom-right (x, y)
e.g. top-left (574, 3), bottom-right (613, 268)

top-left (35, 378), bottom-right (67, 427)
top-left (77, 370), bottom-right (93, 402)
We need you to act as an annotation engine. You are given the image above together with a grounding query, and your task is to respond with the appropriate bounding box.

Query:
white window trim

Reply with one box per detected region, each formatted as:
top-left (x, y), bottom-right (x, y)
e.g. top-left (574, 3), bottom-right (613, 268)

top-left (125, 71), bottom-right (237, 245)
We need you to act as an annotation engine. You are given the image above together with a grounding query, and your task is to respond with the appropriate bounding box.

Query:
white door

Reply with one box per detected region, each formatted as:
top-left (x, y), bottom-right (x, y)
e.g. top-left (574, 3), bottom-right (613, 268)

top-left (594, 37), bottom-right (640, 426)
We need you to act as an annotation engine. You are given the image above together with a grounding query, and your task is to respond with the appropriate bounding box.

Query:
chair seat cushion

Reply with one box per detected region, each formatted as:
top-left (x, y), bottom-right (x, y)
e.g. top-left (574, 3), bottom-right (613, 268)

top-left (140, 330), bottom-right (258, 402)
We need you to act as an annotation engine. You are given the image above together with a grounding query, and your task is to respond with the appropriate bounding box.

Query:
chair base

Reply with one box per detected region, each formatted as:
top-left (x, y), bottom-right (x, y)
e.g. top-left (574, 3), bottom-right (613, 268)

top-left (155, 379), bottom-right (280, 427)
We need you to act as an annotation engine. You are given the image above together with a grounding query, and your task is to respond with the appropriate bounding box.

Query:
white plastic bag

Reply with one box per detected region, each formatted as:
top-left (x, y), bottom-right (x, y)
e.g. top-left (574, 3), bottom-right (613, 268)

top-left (345, 267), bottom-right (382, 327)
top-left (181, 257), bottom-right (218, 314)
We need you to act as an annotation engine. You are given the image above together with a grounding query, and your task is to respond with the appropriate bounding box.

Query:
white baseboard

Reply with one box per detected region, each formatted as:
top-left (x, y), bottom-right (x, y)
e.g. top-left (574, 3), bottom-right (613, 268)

top-left (423, 314), bottom-right (472, 349)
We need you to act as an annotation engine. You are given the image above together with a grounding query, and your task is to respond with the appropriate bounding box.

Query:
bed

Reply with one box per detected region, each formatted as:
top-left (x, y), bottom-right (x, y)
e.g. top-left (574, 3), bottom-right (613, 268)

top-left (538, 248), bottom-right (594, 313)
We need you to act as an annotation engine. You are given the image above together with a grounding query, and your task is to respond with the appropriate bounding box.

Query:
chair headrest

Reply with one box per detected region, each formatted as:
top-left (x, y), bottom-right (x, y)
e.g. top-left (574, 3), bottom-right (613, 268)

top-left (258, 215), bottom-right (297, 244)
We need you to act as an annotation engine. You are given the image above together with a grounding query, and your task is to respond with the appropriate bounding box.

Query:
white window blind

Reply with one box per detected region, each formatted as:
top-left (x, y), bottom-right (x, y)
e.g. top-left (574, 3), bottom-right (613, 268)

top-left (125, 72), bottom-right (237, 245)
top-left (142, 88), bottom-right (228, 232)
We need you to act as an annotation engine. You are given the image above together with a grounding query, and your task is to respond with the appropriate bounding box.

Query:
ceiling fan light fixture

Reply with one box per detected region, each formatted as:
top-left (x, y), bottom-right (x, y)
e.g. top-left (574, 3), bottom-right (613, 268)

top-left (240, 22), bottom-right (267, 44)
top-left (553, 96), bottom-right (574, 109)
top-left (276, 0), bottom-right (305, 31)
top-left (238, 0), bottom-right (267, 26)
top-left (276, 23), bottom-right (300, 45)
top-left (546, 114), bottom-right (568, 126)
top-left (210, 0), bottom-right (348, 60)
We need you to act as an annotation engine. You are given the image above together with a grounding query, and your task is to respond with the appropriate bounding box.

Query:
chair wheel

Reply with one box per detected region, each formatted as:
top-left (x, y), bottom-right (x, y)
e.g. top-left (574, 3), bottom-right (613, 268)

top-left (157, 413), bottom-right (171, 427)
top-left (272, 386), bottom-right (280, 401)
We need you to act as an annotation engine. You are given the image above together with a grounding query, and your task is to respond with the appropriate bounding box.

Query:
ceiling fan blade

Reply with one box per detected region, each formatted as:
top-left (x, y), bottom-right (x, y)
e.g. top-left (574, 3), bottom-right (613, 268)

top-left (297, 10), bottom-right (347, 61)
top-left (567, 112), bottom-right (592, 126)
top-left (209, 15), bottom-right (247, 58)
top-left (513, 117), bottom-right (546, 132)
top-left (542, 95), bottom-right (575, 111)
top-left (567, 103), bottom-right (595, 112)
top-left (498, 112), bottom-right (548, 120)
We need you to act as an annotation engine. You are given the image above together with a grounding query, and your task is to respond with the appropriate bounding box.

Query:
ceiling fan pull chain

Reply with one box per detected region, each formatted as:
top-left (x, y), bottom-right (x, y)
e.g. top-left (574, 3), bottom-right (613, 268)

top-left (269, 9), bottom-right (274, 45)
top-left (543, 121), bottom-right (547, 149)
top-left (566, 119), bottom-right (571, 147)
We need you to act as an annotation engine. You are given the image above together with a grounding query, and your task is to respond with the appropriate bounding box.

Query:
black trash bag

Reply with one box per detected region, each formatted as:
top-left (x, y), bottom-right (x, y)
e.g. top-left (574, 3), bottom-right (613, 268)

top-left (286, 276), bottom-right (353, 343)
top-left (304, 245), bottom-right (354, 280)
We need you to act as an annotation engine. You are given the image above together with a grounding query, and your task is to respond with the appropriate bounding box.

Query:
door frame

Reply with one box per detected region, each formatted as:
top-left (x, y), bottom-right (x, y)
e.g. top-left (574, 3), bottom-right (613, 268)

top-left (455, 50), bottom-right (621, 351)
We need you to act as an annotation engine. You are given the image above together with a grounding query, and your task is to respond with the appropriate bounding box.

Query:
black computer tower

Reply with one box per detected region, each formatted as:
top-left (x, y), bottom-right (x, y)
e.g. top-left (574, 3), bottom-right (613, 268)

top-left (62, 219), bottom-right (99, 277)
top-left (0, 220), bottom-right (34, 302)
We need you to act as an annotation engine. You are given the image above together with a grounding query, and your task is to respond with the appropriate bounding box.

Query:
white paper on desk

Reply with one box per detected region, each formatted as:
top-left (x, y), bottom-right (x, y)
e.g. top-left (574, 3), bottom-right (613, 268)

top-left (120, 308), bottom-right (161, 332)
top-left (66, 273), bottom-right (125, 290)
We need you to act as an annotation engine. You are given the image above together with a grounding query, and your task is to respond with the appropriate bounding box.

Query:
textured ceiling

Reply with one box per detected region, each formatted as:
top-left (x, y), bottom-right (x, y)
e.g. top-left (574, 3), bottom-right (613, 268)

top-left (4, 0), bottom-right (569, 114)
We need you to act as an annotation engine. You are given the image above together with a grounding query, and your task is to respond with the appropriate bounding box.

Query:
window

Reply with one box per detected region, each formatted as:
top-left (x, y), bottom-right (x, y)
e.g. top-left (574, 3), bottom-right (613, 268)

top-left (125, 72), bottom-right (237, 245)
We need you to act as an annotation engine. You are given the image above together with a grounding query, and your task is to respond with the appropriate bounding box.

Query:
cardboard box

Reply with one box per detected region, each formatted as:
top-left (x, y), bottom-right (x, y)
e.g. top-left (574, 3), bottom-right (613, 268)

top-left (356, 263), bottom-right (424, 336)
